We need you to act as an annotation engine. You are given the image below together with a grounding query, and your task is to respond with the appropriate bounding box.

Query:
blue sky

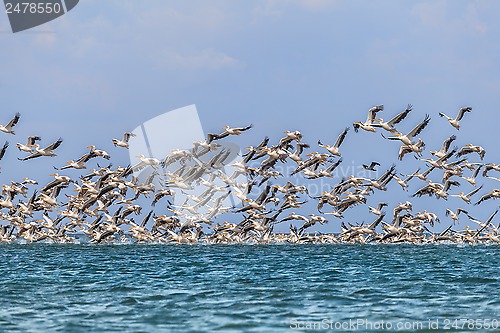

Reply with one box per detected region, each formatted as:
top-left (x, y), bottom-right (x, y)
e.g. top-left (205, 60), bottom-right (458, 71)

top-left (1, 0), bottom-right (499, 232)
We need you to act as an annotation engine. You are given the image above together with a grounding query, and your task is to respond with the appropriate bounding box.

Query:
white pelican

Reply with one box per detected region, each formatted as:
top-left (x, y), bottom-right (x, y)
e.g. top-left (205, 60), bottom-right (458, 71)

top-left (373, 104), bottom-right (412, 134)
top-left (18, 138), bottom-right (63, 161)
top-left (16, 136), bottom-right (41, 153)
top-left (88, 146), bottom-right (110, 159)
top-left (439, 106), bottom-right (471, 130)
top-left (368, 202), bottom-right (388, 216)
top-left (132, 155), bottom-right (161, 172)
top-left (112, 132), bottom-right (135, 149)
top-left (445, 208), bottom-right (468, 224)
top-left (461, 165), bottom-right (482, 186)
top-left (362, 161), bottom-right (380, 171)
top-left (207, 124), bottom-right (253, 143)
top-left (56, 151), bottom-right (98, 170)
top-left (457, 144), bottom-right (486, 160)
top-left (0, 113), bottom-right (20, 134)
top-left (430, 135), bottom-right (456, 159)
top-left (450, 185), bottom-right (482, 204)
top-left (383, 114), bottom-right (430, 146)
top-left (353, 105), bottom-right (383, 132)
top-left (398, 139), bottom-right (425, 160)
top-left (475, 189), bottom-right (500, 205)
top-left (318, 127), bottom-right (349, 157)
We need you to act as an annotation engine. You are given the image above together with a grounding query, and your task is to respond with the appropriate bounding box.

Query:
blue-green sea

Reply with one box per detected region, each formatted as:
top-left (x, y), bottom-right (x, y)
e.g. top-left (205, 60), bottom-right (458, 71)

top-left (1, 244), bottom-right (499, 332)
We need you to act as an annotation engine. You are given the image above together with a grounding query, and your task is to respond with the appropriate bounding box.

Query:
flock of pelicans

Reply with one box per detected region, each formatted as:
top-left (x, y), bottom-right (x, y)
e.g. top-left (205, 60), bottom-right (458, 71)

top-left (0, 105), bottom-right (500, 245)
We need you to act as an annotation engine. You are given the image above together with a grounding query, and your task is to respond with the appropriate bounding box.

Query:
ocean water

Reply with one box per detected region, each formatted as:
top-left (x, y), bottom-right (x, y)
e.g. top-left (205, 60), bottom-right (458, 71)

top-left (1, 244), bottom-right (499, 332)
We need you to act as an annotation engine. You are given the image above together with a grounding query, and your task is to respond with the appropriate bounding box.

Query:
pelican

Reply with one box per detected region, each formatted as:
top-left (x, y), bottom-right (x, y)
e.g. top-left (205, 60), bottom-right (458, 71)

top-left (207, 125), bottom-right (253, 143)
top-left (317, 127), bottom-right (349, 157)
top-left (56, 151), bottom-right (98, 170)
top-left (373, 104), bottom-right (412, 134)
top-left (383, 114), bottom-right (430, 146)
top-left (457, 144), bottom-right (486, 160)
top-left (353, 105), bottom-right (383, 132)
top-left (362, 161), bottom-right (380, 171)
top-left (398, 138), bottom-right (425, 160)
top-left (475, 189), bottom-right (500, 205)
top-left (430, 135), bottom-right (456, 159)
top-left (0, 113), bottom-right (20, 134)
top-left (368, 202), bottom-right (388, 216)
top-left (461, 165), bottom-right (482, 186)
top-left (439, 106), bottom-right (471, 130)
top-left (112, 132), bottom-right (135, 148)
top-left (132, 155), bottom-right (161, 172)
top-left (445, 208), bottom-right (468, 224)
top-left (16, 136), bottom-right (41, 153)
top-left (18, 138), bottom-right (63, 161)
top-left (87, 146), bottom-right (110, 159)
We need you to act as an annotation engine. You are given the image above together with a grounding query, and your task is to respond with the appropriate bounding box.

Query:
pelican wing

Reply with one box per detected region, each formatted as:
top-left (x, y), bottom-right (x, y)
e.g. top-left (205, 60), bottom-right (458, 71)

top-left (18, 152), bottom-right (43, 161)
top-left (43, 138), bottom-right (63, 152)
top-left (0, 141), bottom-right (8, 160)
top-left (6, 113), bottom-right (20, 130)
top-left (456, 106), bottom-right (472, 121)
top-left (406, 114), bottom-right (430, 140)
top-left (439, 135), bottom-right (456, 154)
top-left (233, 124), bottom-right (253, 132)
top-left (334, 127), bottom-right (349, 148)
top-left (467, 185), bottom-right (483, 198)
top-left (387, 104), bottom-right (412, 127)
top-left (123, 132), bottom-right (136, 143)
top-left (27, 136), bottom-right (42, 146)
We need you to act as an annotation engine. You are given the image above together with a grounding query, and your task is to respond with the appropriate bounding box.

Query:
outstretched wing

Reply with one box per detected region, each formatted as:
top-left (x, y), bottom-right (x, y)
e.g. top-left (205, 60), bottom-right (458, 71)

top-left (0, 141), bottom-right (8, 160)
top-left (407, 114), bottom-right (430, 140)
top-left (44, 138), bottom-right (63, 151)
top-left (365, 105), bottom-right (383, 124)
top-left (439, 135), bottom-right (456, 154)
top-left (334, 127), bottom-right (349, 148)
top-left (6, 113), bottom-right (20, 129)
top-left (387, 104), bottom-right (412, 127)
top-left (456, 106), bottom-right (472, 121)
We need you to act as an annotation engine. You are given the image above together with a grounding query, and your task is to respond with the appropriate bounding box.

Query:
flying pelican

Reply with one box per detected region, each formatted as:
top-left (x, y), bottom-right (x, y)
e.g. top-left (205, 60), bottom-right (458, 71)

top-left (373, 104), bottom-right (412, 134)
top-left (353, 105), bottom-right (383, 132)
top-left (87, 146), bottom-right (111, 159)
top-left (55, 151), bottom-right (99, 170)
top-left (0, 113), bottom-right (20, 134)
top-left (362, 161), bottom-right (380, 171)
top-left (439, 106), bottom-right (472, 130)
top-left (16, 136), bottom-right (41, 153)
top-left (368, 202), bottom-right (388, 216)
top-left (457, 144), bottom-right (486, 160)
top-left (317, 127), bottom-right (349, 157)
top-left (398, 139), bottom-right (425, 160)
top-left (18, 138), bottom-right (63, 161)
top-left (132, 155), bottom-right (161, 172)
top-left (383, 114), bottom-right (431, 146)
top-left (475, 189), bottom-right (500, 205)
top-left (207, 125), bottom-right (253, 143)
top-left (430, 135), bottom-right (456, 159)
top-left (112, 132), bottom-right (135, 149)
top-left (450, 185), bottom-right (482, 204)
top-left (445, 208), bottom-right (468, 224)
top-left (461, 165), bottom-right (482, 186)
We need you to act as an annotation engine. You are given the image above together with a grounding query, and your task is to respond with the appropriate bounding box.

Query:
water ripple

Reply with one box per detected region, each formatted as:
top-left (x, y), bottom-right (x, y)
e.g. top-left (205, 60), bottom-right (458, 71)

top-left (1, 244), bottom-right (500, 332)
